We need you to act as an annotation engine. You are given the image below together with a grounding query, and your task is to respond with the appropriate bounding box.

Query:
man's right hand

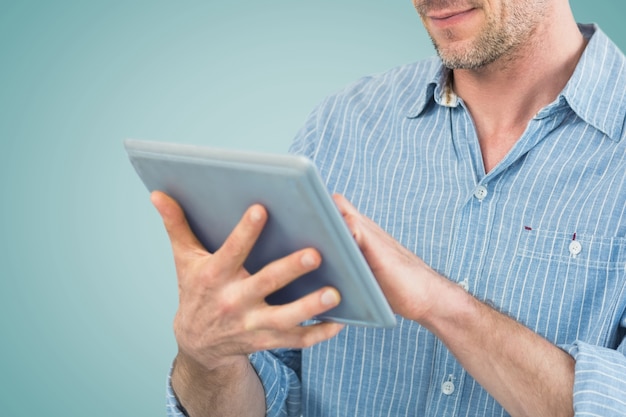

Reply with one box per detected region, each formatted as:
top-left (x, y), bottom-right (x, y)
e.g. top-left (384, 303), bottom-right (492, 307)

top-left (152, 190), bottom-right (344, 415)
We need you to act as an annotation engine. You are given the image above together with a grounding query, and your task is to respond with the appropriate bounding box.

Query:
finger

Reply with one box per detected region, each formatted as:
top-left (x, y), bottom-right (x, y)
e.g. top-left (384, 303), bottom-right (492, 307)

top-left (248, 248), bottom-right (322, 298)
top-left (275, 321), bottom-right (345, 350)
top-left (151, 191), bottom-right (205, 253)
top-left (288, 321), bottom-right (345, 349)
top-left (250, 285), bottom-right (342, 331)
top-left (275, 286), bottom-right (342, 328)
top-left (247, 321), bottom-right (345, 353)
top-left (332, 193), bottom-right (359, 216)
top-left (332, 193), bottom-right (364, 243)
top-left (215, 204), bottom-right (268, 270)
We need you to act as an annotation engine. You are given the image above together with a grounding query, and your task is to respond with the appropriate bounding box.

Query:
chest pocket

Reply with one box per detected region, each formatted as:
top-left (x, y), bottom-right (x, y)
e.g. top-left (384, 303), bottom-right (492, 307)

top-left (518, 230), bottom-right (626, 268)
top-left (514, 229), bottom-right (626, 347)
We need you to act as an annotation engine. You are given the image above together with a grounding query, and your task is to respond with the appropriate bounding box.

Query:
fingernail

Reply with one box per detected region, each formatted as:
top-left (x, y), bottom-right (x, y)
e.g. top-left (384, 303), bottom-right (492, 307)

top-left (250, 208), bottom-right (263, 223)
top-left (321, 289), bottom-right (340, 306)
top-left (301, 252), bottom-right (317, 268)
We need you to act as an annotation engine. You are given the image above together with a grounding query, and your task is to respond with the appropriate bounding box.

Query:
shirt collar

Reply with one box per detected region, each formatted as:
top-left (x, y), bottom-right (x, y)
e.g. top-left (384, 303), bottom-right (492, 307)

top-left (406, 24), bottom-right (626, 142)
top-left (561, 24), bottom-right (626, 142)
top-left (405, 58), bottom-right (456, 118)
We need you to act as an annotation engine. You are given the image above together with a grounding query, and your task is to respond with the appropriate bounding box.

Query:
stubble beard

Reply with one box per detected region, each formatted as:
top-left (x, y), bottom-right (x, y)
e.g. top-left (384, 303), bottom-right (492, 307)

top-left (418, 2), bottom-right (545, 70)
top-left (432, 19), bottom-right (518, 70)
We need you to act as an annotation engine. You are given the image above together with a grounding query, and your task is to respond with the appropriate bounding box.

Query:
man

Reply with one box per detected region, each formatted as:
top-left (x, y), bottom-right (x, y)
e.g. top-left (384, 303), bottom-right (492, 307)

top-left (157, 1), bottom-right (626, 416)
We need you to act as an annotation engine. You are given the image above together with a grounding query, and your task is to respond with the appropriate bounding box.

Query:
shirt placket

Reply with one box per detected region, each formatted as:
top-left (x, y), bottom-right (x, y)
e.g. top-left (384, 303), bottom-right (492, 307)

top-left (427, 94), bottom-right (569, 417)
top-left (420, 104), bottom-right (493, 417)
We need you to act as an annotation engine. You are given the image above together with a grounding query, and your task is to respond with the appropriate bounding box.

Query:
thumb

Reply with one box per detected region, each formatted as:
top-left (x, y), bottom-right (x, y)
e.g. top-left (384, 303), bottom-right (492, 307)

top-left (150, 190), bottom-right (206, 254)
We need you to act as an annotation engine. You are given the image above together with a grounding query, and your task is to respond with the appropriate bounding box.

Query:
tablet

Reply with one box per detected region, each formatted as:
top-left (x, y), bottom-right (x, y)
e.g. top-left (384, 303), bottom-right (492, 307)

top-left (125, 139), bottom-right (396, 328)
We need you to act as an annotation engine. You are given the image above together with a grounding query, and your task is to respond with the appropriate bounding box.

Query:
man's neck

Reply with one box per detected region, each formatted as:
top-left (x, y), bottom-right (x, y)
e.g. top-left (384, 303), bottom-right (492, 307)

top-left (451, 4), bottom-right (587, 173)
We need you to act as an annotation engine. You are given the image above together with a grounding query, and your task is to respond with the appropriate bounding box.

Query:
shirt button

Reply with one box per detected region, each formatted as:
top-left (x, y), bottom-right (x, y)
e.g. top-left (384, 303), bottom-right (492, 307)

top-left (442, 380), bottom-right (455, 395)
top-left (569, 241), bottom-right (582, 257)
top-left (474, 185), bottom-right (488, 201)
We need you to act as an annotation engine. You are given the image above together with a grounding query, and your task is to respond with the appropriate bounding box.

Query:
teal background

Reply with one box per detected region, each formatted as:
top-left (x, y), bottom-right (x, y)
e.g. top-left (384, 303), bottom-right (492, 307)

top-left (0, 1), bottom-right (624, 415)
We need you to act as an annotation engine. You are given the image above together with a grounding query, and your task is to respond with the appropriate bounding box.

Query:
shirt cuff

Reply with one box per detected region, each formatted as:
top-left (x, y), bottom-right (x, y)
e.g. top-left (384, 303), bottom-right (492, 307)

top-left (166, 364), bottom-right (190, 417)
top-left (249, 349), bottom-right (302, 417)
top-left (561, 341), bottom-right (626, 416)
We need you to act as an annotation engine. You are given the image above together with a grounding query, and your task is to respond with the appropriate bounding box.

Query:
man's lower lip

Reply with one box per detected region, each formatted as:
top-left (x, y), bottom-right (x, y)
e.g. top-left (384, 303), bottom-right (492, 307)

top-left (430, 9), bottom-right (476, 27)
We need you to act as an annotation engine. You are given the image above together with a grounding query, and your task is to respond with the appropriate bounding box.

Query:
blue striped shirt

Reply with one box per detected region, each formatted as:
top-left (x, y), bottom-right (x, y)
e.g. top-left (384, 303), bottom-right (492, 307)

top-left (166, 24), bottom-right (626, 416)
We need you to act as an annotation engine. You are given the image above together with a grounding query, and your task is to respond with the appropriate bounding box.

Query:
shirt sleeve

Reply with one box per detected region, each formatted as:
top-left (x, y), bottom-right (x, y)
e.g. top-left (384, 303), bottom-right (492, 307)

top-left (165, 366), bottom-right (189, 417)
top-left (164, 350), bottom-right (302, 417)
top-left (561, 315), bottom-right (626, 416)
top-left (249, 348), bottom-right (303, 417)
